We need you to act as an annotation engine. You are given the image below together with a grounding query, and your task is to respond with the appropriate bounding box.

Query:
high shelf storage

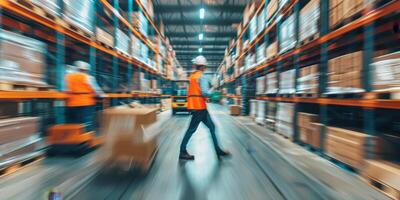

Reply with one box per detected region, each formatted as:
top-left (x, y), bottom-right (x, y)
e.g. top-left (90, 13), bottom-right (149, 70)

top-left (216, 0), bottom-right (400, 198)
top-left (0, 0), bottom-right (182, 171)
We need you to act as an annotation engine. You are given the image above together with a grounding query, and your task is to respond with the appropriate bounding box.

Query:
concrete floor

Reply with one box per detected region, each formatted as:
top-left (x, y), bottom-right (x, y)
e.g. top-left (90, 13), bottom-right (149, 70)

top-left (0, 104), bottom-right (389, 200)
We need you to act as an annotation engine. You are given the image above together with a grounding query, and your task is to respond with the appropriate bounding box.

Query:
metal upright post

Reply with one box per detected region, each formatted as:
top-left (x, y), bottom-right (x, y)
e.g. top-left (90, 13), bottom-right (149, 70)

top-left (112, 0), bottom-right (119, 106)
top-left (127, 0), bottom-right (134, 96)
top-left (319, 0), bottom-right (329, 153)
top-left (363, 23), bottom-right (375, 136)
top-left (293, 1), bottom-right (300, 142)
top-left (54, 31), bottom-right (66, 124)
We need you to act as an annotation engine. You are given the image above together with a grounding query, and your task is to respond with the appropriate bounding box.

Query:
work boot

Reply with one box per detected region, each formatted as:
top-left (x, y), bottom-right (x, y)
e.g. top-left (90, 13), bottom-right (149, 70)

top-left (216, 149), bottom-right (231, 160)
top-left (179, 151), bottom-right (195, 160)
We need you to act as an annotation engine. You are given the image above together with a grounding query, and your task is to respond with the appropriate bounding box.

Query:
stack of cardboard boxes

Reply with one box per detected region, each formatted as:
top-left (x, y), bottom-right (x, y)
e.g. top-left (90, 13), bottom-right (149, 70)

top-left (229, 105), bottom-right (242, 116)
top-left (276, 102), bottom-right (295, 139)
top-left (266, 41), bottom-right (278, 60)
top-left (267, 0), bottom-right (278, 21)
top-left (96, 27), bottom-right (114, 48)
top-left (298, 65), bottom-right (319, 94)
top-left (0, 30), bottom-right (47, 86)
top-left (371, 51), bottom-right (400, 91)
top-left (279, 69), bottom-right (295, 94)
top-left (298, 112), bottom-right (322, 148)
top-left (328, 51), bottom-right (363, 93)
top-left (299, 0), bottom-right (320, 42)
top-left (257, 8), bottom-right (266, 35)
top-left (0, 102), bottom-right (43, 163)
top-left (132, 11), bottom-right (149, 37)
top-left (326, 126), bottom-right (381, 169)
top-left (266, 101), bottom-right (277, 130)
top-left (32, 0), bottom-right (60, 16)
top-left (362, 160), bottom-right (400, 200)
top-left (329, 0), bottom-right (365, 29)
top-left (100, 105), bottom-right (159, 168)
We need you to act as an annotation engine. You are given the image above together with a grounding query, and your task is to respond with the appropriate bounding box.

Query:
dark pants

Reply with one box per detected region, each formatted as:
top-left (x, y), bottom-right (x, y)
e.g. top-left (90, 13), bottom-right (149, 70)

top-left (67, 106), bottom-right (95, 132)
top-left (180, 109), bottom-right (222, 153)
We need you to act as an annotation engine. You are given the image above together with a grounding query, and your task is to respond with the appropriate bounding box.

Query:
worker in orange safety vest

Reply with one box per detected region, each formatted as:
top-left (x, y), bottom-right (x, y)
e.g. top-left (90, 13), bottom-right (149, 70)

top-left (65, 61), bottom-right (105, 132)
top-left (179, 56), bottom-right (230, 160)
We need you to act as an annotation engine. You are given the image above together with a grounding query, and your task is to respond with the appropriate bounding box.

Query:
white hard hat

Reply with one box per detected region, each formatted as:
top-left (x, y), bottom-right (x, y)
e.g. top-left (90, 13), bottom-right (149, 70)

top-left (192, 55), bottom-right (208, 66)
top-left (74, 61), bottom-right (90, 71)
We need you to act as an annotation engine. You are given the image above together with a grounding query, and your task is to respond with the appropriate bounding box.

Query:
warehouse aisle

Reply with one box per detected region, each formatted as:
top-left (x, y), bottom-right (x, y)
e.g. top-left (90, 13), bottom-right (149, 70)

top-left (0, 105), bottom-right (389, 200)
top-left (69, 104), bottom-right (388, 200)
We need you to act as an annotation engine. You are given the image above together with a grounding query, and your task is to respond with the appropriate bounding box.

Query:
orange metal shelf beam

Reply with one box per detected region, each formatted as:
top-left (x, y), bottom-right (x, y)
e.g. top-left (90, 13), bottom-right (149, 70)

top-left (0, 91), bottom-right (165, 100)
top-left (0, 0), bottom-right (159, 75)
top-left (0, 91), bottom-right (67, 99)
top-left (255, 96), bottom-right (400, 110)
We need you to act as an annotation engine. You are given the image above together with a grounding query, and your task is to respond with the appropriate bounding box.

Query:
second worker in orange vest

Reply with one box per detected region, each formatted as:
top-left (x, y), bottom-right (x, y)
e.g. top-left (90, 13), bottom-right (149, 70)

top-left (179, 56), bottom-right (230, 160)
top-left (65, 61), bottom-right (105, 132)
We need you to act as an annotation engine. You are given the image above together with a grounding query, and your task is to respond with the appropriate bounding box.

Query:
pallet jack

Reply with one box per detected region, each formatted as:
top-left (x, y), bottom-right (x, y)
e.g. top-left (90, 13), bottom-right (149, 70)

top-left (46, 124), bottom-right (104, 155)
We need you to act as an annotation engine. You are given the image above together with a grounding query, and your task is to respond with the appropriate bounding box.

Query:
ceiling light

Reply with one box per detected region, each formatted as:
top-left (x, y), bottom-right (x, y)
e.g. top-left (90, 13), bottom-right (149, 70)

top-left (198, 48), bottom-right (203, 53)
top-left (199, 33), bottom-right (204, 40)
top-left (199, 8), bottom-right (205, 19)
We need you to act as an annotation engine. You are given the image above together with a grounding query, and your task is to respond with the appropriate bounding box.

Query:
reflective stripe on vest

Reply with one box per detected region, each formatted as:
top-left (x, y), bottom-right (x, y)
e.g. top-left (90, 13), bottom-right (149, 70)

top-left (187, 71), bottom-right (207, 110)
top-left (65, 72), bottom-right (96, 107)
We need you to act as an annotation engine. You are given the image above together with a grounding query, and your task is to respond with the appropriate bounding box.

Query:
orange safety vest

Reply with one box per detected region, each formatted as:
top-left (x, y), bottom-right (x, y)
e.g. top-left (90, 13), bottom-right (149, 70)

top-left (65, 72), bottom-right (96, 107)
top-left (187, 71), bottom-right (207, 110)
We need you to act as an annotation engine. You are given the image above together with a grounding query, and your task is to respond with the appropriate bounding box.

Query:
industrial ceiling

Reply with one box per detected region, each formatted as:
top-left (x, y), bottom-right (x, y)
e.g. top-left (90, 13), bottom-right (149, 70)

top-left (154, 0), bottom-right (247, 72)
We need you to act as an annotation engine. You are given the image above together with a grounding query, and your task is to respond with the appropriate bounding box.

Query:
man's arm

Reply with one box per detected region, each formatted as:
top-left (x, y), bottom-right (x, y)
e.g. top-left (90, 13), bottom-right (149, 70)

top-left (199, 75), bottom-right (213, 97)
top-left (88, 76), bottom-right (105, 96)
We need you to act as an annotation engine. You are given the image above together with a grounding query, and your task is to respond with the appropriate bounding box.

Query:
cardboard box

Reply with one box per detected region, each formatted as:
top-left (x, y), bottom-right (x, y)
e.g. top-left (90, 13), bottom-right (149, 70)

top-left (0, 117), bottom-right (39, 144)
top-left (229, 105), bottom-right (242, 116)
top-left (95, 27), bottom-right (114, 47)
top-left (362, 160), bottom-right (400, 195)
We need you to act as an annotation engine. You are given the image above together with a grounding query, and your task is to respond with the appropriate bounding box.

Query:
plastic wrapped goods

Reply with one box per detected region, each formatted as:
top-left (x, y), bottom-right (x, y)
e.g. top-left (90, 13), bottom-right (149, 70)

top-left (279, 69), bottom-right (295, 94)
top-left (255, 100), bottom-right (267, 125)
top-left (64, 0), bottom-right (95, 34)
top-left (276, 102), bottom-right (294, 138)
top-left (249, 17), bottom-right (257, 42)
top-left (32, 0), bottom-right (60, 16)
top-left (279, 14), bottom-right (297, 53)
top-left (116, 29), bottom-right (130, 55)
top-left (0, 29), bottom-right (46, 85)
top-left (298, 65), bottom-right (319, 94)
top-left (266, 72), bottom-right (278, 94)
top-left (299, 0), bottom-right (320, 42)
top-left (249, 99), bottom-right (257, 118)
top-left (257, 8), bottom-right (266, 34)
top-left (256, 42), bottom-right (266, 64)
top-left (96, 27), bottom-right (114, 48)
top-left (371, 52), bottom-right (400, 91)
top-left (256, 76), bottom-right (266, 95)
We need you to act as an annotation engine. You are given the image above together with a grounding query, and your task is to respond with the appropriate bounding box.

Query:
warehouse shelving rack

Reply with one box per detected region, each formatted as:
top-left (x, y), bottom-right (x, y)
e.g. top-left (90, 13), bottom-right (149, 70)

top-left (0, 0), bottom-right (177, 129)
top-left (216, 0), bottom-right (400, 153)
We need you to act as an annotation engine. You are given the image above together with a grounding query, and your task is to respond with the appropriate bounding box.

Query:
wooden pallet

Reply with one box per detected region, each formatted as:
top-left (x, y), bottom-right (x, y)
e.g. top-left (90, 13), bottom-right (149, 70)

top-left (9, 0), bottom-right (61, 23)
top-left (63, 21), bottom-right (93, 39)
top-left (325, 155), bottom-right (359, 173)
top-left (363, 176), bottom-right (400, 200)
top-left (277, 93), bottom-right (294, 98)
top-left (322, 92), bottom-right (363, 99)
top-left (295, 93), bottom-right (318, 98)
top-left (298, 33), bottom-right (320, 46)
top-left (96, 41), bottom-right (114, 50)
top-left (364, 91), bottom-right (400, 100)
top-left (277, 132), bottom-right (294, 142)
top-left (0, 153), bottom-right (44, 177)
top-left (0, 82), bottom-right (54, 91)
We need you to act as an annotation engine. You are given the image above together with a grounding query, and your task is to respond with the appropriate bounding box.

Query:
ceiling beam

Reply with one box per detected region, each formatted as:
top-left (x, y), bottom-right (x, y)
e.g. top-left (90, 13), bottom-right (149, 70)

top-left (166, 32), bottom-right (236, 37)
top-left (171, 40), bottom-right (228, 45)
top-left (154, 5), bottom-right (245, 13)
top-left (162, 18), bottom-right (240, 26)
top-left (176, 52), bottom-right (225, 56)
